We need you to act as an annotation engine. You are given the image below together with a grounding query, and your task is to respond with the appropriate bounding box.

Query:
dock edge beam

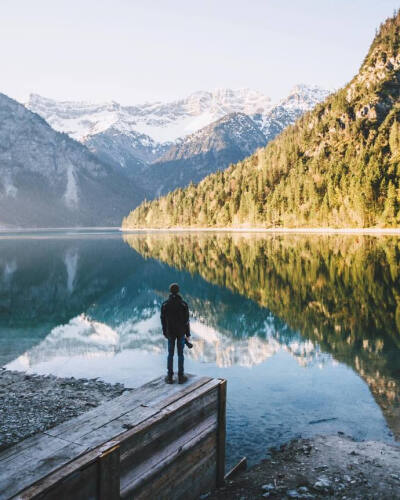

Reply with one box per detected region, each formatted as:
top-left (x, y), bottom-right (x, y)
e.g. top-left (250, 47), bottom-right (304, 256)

top-left (216, 378), bottom-right (227, 487)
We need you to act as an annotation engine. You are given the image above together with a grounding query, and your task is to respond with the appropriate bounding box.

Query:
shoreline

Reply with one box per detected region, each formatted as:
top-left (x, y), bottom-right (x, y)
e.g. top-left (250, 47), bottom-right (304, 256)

top-left (0, 368), bottom-right (129, 452)
top-left (121, 226), bottom-right (400, 235)
top-left (209, 434), bottom-right (400, 499)
top-left (2, 368), bottom-right (399, 499)
top-left (1, 226), bottom-right (400, 236)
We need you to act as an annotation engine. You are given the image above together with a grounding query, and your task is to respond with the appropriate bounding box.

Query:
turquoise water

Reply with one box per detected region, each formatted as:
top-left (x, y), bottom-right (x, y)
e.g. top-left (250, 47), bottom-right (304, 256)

top-left (1, 231), bottom-right (399, 468)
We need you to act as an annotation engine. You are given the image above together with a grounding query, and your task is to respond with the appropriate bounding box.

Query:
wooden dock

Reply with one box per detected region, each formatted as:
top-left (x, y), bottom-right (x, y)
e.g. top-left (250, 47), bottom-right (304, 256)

top-left (0, 374), bottom-right (226, 500)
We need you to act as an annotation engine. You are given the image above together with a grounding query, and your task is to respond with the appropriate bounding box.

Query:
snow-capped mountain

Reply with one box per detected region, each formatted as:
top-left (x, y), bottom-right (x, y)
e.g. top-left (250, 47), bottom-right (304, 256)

top-left (0, 93), bottom-right (143, 227)
top-left (260, 84), bottom-right (331, 142)
top-left (147, 112), bottom-right (267, 196)
top-left (26, 85), bottom-right (330, 202)
top-left (27, 88), bottom-right (273, 144)
top-left (27, 86), bottom-right (329, 145)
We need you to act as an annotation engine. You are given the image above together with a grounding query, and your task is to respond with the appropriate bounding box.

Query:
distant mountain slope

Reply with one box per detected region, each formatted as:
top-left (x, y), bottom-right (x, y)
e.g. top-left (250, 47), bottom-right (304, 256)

top-left (27, 86), bottom-right (328, 194)
top-left (146, 113), bottom-right (267, 196)
top-left (27, 88), bottom-right (273, 143)
top-left (260, 84), bottom-right (331, 142)
top-left (0, 94), bottom-right (142, 227)
top-left (123, 11), bottom-right (400, 229)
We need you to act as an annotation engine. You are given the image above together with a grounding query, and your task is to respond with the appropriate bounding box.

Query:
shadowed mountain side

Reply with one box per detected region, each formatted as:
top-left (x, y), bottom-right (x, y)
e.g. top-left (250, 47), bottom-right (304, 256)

top-left (146, 113), bottom-right (267, 196)
top-left (124, 232), bottom-right (400, 439)
top-left (0, 94), bottom-right (143, 227)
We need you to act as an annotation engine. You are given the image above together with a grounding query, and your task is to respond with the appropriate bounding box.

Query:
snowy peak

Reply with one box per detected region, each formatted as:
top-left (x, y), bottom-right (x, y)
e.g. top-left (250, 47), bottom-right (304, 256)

top-left (260, 84), bottom-right (331, 142)
top-left (27, 93), bottom-right (139, 142)
top-left (160, 112), bottom-right (266, 160)
top-left (27, 86), bottom-right (328, 144)
top-left (27, 88), bottom-right (272, 144)
top-left (279, 84), bottom-right (331, 111)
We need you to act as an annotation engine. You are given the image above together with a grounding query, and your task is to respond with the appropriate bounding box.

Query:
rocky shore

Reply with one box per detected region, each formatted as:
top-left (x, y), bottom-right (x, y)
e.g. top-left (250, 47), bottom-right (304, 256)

top-left (208, 435), bottom-right (400, 500)
top-left (0, 368), bottom-right (129, 452)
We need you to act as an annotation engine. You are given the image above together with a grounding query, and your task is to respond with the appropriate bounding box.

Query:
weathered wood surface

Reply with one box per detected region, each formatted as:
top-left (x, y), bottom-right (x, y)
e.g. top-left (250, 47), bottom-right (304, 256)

top-left (1, 373), bottom-right (226, 500)
top-left (217, 378), bottom-right (227, 486)
top-left (14, 441), bottom-right (119, 500)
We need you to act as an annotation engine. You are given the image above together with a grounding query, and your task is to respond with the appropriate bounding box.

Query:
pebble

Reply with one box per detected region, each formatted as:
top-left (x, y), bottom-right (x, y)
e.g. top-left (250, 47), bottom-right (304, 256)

top-left (313, 475), bottom-right (331, 490)
top-left (0, 369), bottom-right (128, 450)
top-left (261, 483), bottom-right (275, 492)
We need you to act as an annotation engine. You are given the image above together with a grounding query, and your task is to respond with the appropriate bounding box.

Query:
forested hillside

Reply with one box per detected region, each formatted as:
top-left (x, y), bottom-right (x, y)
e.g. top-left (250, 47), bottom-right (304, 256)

top-left (123, 11), bottom-right (400, 228)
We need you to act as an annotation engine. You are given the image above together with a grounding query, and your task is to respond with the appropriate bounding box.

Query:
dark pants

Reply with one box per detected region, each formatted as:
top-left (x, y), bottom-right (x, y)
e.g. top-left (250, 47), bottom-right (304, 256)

top-left (167, 336), bottom-right (185, 375)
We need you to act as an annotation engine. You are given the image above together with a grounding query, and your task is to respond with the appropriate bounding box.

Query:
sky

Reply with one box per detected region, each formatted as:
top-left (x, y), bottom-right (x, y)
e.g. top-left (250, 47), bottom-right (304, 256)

top-left (0, 0), bottom-right (399, 105)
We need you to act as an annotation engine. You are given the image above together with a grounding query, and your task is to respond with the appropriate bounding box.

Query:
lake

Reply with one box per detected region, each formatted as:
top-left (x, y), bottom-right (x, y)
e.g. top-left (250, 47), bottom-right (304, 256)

top-left (1, 230), bottom-right (399, 468)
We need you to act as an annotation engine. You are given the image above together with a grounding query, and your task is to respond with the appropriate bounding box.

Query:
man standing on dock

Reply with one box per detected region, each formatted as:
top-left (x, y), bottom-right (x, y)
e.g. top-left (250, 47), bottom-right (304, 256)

top-left (161, 283), bottom-right (190, 384)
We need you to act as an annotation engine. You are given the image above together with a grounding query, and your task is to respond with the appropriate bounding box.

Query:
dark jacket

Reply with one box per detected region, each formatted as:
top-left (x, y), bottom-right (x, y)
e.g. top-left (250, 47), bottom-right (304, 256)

top-left (161, 293), bottom-right (190, 339)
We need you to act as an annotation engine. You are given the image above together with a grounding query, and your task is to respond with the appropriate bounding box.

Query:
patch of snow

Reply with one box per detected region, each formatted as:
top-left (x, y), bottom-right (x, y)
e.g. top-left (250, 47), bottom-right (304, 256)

top-left (64, 248), bottom-right (79, 293)
top-left (64, 164), bottom-right (79, 209)
top-left (2, 174), bottom-right (17, 198)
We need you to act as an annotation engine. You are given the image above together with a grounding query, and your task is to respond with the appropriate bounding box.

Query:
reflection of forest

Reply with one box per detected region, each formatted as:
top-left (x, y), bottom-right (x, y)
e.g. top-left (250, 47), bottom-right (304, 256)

top-left (125, 233), bottom-right (400, 439)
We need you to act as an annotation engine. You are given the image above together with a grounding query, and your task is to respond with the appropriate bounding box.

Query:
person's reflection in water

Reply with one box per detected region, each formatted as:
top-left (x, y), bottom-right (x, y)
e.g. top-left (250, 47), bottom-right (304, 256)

top-left (161, 283), bottom-right (191, 384)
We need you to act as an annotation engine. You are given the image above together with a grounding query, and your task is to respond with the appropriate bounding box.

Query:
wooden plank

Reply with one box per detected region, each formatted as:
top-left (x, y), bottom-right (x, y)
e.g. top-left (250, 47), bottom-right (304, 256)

top-left (160, 378), bottom-right (219, 413)
top-left (173, 450), bottom-right (217, 500)
top-left (12, 442), bottom-right (119, 500)
top-left (1, 441), bottom-right (89, 500)
top-left (0, 431), bottom-right (71, 464)
top-left (225, 456), bottom-right (247, 480)
top-left (14, 462), bottom-right (98, 500)
top-left (43, 375), bottom-right (172, 439)
top-left (76, 378), bottom-right (218, 470)
top-left (39, 461), bottom-right (98, 500)
top-left (98, 442), bottom-right (120, 500)
top-left (120, 414), bottom-right (217, 497)
top-left (0, 434), bottom-right (87, 481)
top-left (119, 384), bottom-right (218, 474)
top-left (216, 378), bottom-right (227, 487)
top-left (44, 394), bottom-right (143, 439)
top-left (131, 433), bottom-right (217, 500)
top-left (1, 373), bottom-right (219, 500)
top-left (46, 374), bottom-right (208, 444)
top-left (145, 376), bottom-right (212, 408)
top-left (74, 405), bottom-right (158, 450)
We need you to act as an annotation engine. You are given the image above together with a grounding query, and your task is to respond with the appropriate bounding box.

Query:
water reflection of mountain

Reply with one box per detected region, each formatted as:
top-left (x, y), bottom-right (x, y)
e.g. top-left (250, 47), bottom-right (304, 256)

top-left (124, 233), bottom-right (400, 439)
top-left (0, 237), bottom-right (138, 364)
top-left (10, 309), bottom-right (328, 373)
top-left (2, 235), bottom-right (322, 370)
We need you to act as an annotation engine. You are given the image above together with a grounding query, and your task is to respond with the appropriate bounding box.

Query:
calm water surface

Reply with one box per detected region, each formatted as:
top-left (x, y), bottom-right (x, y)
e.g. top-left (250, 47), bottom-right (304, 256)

top-left (1, 231), bottom-right (400, 468)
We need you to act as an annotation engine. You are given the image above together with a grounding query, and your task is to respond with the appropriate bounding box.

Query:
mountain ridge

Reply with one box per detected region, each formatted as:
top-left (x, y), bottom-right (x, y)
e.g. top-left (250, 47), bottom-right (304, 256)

top-left (146, 112), bottom-right (267, 196)
top-left (0, 93), bottom-right (143, 227)
top-left (122, 11), bottom-right (400, 229)
top-left (27, 85), bottom-right (329, 199)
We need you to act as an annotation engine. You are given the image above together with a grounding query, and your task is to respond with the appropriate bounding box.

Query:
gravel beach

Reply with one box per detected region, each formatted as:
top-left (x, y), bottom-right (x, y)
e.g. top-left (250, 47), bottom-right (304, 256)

top-left (208, 435), bottom-right (400, 500)
top-left (0, 368), bottom-right (130, 452)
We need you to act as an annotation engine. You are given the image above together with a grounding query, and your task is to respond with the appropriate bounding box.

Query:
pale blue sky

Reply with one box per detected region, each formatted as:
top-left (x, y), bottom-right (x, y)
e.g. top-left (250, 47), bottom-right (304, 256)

top-left (1, 0), bottom-right (399, 105)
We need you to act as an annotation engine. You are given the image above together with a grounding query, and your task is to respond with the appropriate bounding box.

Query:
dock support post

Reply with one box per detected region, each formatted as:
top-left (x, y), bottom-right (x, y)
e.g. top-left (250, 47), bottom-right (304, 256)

top-left (98, 441), bottom-right (120, 500)
top-left (216, 378), bottom-right (227, 487)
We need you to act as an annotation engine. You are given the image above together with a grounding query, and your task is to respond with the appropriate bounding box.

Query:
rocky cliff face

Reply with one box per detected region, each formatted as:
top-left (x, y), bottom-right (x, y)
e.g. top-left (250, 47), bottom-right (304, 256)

top-left (0, 94), bottom-right (142, 227)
